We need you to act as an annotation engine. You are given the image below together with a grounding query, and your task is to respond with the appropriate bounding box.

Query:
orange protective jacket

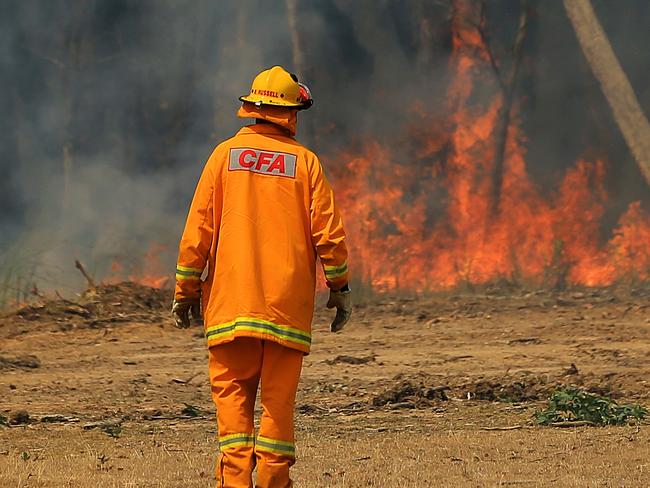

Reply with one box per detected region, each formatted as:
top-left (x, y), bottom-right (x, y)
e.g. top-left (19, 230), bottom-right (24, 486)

top-left (175, 104), bottom-right (348, 354)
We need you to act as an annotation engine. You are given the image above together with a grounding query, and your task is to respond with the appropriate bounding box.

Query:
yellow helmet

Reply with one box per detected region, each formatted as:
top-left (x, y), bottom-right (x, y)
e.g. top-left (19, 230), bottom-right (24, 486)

top-left (240, 66), bottom-right (313, 110)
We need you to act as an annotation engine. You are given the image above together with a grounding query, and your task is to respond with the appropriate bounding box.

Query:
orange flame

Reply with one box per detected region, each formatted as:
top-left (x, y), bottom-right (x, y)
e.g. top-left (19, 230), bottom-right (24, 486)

top-left (108, 6), bottom-right (649, 292)
top-left (328, 6), bottom-right (650, 291)
top-left (107, 244), bottom-right (171, 289)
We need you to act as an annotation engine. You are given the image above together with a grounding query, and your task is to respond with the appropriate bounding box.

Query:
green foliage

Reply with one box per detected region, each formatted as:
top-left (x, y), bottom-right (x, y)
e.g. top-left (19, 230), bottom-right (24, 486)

top-left (536, 388), bottom-right (647, 426)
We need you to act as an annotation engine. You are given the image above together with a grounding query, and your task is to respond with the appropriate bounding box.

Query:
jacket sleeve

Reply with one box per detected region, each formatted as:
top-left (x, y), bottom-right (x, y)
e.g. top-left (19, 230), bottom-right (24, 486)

top-left (309, 155), bottom-right (349, 289)
top-left (175, 160), bottom-right (218, 301)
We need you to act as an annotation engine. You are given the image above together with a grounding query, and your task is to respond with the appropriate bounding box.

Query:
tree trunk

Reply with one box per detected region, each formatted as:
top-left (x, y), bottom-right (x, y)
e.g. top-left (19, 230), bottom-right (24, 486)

top-left (286, 0), bottom-right (304, 77)
top-left (285, 0), bottom-right (315, 145)
top-left (563, 0), bottom-right (650, 185)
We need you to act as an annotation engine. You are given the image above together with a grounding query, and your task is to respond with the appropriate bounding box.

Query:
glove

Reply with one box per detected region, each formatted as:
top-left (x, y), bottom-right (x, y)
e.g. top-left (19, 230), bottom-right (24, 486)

top-left (171, 299), bottom-right (202, 329)
top-left (326, 285), bottom-right (351, 332)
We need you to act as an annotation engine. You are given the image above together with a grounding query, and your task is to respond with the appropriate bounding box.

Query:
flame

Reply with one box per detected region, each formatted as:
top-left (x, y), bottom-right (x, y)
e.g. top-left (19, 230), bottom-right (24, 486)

top-left (107, 244), bottom-right (171, 289)
top-left (328, 5), bottom-right (650, 291)
top-left (105, 5), bottom-right (648, 293)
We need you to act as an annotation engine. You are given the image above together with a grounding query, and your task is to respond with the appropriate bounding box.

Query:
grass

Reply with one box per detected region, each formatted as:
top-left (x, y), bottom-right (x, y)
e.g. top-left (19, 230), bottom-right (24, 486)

top-left (0, 245), bottom-right (45, 310)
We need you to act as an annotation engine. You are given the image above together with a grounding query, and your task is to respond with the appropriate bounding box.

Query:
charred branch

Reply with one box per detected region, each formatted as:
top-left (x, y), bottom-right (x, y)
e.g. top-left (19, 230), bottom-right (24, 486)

top-left (477, 0), bottom-right (530, 216)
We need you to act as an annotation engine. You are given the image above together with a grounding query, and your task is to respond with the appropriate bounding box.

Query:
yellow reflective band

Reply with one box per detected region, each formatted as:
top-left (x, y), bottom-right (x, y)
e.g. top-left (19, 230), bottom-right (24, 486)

top-left (325, 270), bottom-right (347, 280)
top-left (219, 433), bottom-right (255, 451)
top-left (176, 264), bottom-right (203, 282)
top-left (176, 273), bottom-right (201, 281)
top-left (177, 265), bottom-right (203, 274)
top-left (255, 435), bottom-right (295, 457)
top-left (324, 261), bottom-right (348, 279)
top-left (205, 317), bottom-right (311, 348)
top-left (323, 261), bottom-right (348, 278)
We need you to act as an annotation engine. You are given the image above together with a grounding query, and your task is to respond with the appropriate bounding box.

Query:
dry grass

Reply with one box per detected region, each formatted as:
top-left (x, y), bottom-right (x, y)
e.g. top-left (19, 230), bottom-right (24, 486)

top-left (1, 423), bottom-right (214, 488)
top-left (2, 421), bottom-right (650, 487)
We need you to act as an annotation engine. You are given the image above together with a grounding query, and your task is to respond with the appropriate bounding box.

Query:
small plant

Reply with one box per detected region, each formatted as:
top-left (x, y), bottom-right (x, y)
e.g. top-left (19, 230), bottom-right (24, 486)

top-left (535, 388), bottom-right (647, 426)
top-left (101, 423), bottom-right (122, 438)
top-left (96, 453), bottom-right (111, 471)
top-left (181, 404), bottom-right (202, 417)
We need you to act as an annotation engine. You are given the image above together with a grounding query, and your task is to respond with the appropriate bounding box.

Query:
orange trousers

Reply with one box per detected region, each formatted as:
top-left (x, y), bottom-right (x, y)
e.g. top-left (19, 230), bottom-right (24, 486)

top-left (208, 337), bottom-right (303, 488)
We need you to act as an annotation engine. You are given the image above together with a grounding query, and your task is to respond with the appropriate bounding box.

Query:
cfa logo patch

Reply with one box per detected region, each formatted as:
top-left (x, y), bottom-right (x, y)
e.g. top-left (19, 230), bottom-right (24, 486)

top-left (229, 148), bottom-right (297, 178)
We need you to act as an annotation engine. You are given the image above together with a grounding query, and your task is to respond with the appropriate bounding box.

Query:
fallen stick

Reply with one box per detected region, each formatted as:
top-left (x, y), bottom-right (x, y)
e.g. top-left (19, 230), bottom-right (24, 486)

top-left (55, 290), bottom-right (84, 307)
top-left (482, 425), bottom-right (524, 431)
top-left (75, 259), bottom-right (96, 290)
top-left (549, 420), bottom-right (595, 428)
top-left (31, 283), bottom-right (44, 298)
top-left (500, 481), bottom-right (539, 485)
top-left (142, 414), bottom-right (211, 421)
top-left (171, 372), bottom-right (201, 385)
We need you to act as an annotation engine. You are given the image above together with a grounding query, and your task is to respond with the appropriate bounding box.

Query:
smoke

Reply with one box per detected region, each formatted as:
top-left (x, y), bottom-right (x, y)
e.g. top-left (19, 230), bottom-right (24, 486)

top-left (0, 0), bottom-right (648, 297)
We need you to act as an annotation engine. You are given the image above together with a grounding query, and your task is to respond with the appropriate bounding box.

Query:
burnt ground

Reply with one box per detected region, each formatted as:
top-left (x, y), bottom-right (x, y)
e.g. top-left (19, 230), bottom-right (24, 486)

top-left (1, 283), bottom-right (649, 487)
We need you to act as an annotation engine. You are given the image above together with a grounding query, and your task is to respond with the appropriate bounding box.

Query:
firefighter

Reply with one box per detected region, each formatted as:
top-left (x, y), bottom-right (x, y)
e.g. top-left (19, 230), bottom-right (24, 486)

top-left (172, 65), bottom-right (351, 488)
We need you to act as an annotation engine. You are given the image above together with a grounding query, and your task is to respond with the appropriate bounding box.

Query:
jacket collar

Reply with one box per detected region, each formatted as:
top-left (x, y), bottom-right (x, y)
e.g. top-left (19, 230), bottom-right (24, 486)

top-left (236, 123), bottom-right (295, 139)
top-left (236, 102), bottom-right (297, 136)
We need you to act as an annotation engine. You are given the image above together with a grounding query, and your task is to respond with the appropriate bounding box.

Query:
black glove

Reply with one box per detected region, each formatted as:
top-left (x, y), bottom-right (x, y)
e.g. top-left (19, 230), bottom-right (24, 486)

top-left (171, 299), bottom-right (201, 329)
top-left (326, 284), bottom-right (351, 332)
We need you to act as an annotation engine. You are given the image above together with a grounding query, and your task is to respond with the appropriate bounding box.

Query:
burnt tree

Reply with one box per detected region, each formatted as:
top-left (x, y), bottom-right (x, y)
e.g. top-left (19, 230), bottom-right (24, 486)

top-left (563, 0), bottom-right (650, 186)
top-left (476, 0), bottom-right (530, 216)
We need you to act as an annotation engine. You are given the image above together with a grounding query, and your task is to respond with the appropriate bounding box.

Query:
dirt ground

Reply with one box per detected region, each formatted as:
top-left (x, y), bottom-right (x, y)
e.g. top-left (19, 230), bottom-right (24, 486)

top-left (1, 283), bottom-right (649, 487)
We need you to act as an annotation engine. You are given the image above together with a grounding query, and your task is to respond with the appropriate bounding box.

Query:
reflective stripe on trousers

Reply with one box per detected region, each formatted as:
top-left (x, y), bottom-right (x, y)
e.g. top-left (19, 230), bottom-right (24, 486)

top-left (209, 337), bottom-right (302, 488)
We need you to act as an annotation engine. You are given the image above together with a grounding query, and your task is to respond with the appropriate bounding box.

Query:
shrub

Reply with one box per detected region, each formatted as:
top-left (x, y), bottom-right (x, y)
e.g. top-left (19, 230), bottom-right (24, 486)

top-left (535, 388), bottom-right (647, 426)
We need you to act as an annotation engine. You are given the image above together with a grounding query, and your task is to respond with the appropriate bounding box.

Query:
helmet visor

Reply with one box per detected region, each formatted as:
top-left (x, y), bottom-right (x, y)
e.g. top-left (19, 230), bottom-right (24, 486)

top-left (298, 83), bottom-right (313, 109)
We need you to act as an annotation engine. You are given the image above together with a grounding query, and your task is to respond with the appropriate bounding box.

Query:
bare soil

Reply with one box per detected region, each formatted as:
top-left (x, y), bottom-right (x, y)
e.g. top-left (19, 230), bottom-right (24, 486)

top-left (1, 283), bottom-right (650, 487)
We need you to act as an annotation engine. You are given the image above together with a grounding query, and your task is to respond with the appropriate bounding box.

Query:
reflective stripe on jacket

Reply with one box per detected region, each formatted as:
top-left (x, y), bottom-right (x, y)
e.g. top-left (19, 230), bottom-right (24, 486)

top-left (175, 122), bottom-right (348, 353)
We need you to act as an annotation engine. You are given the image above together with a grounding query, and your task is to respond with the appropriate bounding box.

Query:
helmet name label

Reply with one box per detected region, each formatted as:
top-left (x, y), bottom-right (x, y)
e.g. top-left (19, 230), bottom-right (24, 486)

top-left (229, 148), bottom-right (297, 178)
top-left (252, 89), bottom-right (280, 98)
